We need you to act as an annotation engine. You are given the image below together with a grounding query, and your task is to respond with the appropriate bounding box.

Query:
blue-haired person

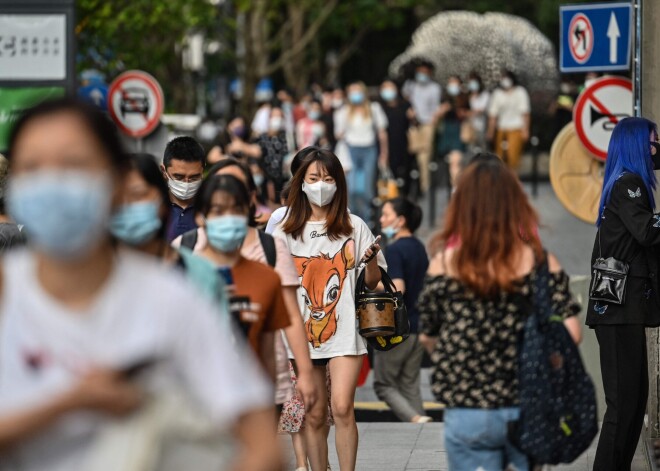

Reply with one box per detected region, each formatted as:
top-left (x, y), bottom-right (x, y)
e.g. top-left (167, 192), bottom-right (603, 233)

top-left (587, 117), bottom-right (660, 470)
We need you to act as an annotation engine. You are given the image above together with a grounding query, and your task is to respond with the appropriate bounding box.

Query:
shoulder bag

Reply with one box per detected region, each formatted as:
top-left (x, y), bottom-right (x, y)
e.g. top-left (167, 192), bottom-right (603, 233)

top-left (589, 214), bottom-right (629, 305)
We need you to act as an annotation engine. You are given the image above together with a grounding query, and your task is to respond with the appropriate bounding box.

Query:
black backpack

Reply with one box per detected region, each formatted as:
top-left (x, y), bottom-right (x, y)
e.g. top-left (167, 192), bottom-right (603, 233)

top-left (179, 228), bottom-right (277, 267)
top-left (509, 256), bottom-right (598, 464)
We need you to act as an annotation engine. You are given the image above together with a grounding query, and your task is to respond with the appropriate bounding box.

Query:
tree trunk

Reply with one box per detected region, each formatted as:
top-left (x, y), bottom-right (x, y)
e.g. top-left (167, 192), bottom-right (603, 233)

top-left (282, 3), bottom-right (309, 97)
top-left (238, 1), bottom-right (270, 120)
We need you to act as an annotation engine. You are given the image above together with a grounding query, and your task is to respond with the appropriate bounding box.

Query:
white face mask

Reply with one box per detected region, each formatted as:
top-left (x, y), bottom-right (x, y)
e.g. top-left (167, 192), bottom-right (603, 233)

top-left (446, 83), bottom-right (461, 96)
top-left (269, 117), bottom-right (283, 131)
top-left (500, 78), bottom-right (513, 89)
top-left (302, 181), bottom-right (337, 207)
top-left (167, 175), bottom-right (201, 201)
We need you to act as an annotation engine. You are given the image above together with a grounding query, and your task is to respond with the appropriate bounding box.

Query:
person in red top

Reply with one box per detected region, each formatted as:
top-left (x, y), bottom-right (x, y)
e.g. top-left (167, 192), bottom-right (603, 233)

top-left (194, 173), bottom-right (290, 375)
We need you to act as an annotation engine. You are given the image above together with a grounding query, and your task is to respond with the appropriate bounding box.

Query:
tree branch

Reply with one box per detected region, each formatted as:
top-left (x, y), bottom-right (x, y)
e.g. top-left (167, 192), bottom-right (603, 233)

top-left (336, 25), bottom-right (370, 66)
top-left (262, 0), bottom-right (339, 75)
top-left (268, 19), bottom-right (292, 52)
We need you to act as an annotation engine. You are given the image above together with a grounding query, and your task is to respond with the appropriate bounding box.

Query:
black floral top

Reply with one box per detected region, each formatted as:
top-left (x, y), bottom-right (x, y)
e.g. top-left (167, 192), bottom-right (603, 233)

top-left (418, 269), bottom-right (580, 409)
top-left (256, 132), bottom-right (288, 181)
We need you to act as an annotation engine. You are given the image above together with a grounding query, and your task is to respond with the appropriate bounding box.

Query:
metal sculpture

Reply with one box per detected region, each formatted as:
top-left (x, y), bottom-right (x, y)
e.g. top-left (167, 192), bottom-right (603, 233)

top-left (389, 11), bottom-right (559, 111)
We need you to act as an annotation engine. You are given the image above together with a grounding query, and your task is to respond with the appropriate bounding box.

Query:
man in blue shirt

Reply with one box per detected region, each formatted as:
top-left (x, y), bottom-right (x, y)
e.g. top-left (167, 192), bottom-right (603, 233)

top-left (160, 136), bottom-right (205, 241)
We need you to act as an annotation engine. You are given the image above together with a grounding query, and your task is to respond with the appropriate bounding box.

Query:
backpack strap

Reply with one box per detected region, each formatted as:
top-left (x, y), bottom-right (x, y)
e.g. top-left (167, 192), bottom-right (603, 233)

top-left (258, 230), bottom-right (277, 268)
top-left (181, 229), bottom-right (199, 251)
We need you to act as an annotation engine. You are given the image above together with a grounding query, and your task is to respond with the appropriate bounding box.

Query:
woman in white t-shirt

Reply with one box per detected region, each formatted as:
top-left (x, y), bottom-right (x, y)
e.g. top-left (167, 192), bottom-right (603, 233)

top-left (273, 147), bottom-right (384, 471)
top-left (0, 98), bottom-right (280, 471)
top-left (334, 82), bottom-right (388, 225)
top-left (486, 70), bottom-right (531, 170)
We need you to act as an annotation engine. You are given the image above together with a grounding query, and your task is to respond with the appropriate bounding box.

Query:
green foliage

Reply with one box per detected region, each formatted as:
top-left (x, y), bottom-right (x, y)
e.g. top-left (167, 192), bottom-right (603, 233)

top-left (76, 0), bottom-right (605, 112)
top-left (76, 0), bottom-right (218, 78)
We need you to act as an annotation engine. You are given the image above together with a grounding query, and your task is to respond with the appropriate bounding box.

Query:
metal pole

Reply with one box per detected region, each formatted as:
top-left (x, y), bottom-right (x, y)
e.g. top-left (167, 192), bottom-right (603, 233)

top-left (530, 135), bottom-right (540, 198)
top-left (633, 0), bottom-right (642, 118)
top-left (428, 160), bottom-right (438, 230)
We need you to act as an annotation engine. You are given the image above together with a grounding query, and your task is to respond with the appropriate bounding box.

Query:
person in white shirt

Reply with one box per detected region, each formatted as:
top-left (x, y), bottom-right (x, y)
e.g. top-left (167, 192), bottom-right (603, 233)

top-left (273, 147), bottom-right (385, 471)
top-left (486, 70), bottom-right (531, 170)
top-left (402, 61), bottom-right (441, 193)
top-left (334, 81), bottom-right (388, 225)
top-left (0, 98), bottom-right (281, 471)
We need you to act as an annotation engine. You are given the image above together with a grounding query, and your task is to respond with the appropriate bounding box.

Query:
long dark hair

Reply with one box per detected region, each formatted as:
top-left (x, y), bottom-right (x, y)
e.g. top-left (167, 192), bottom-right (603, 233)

top-left (128, 153), bottom-right (170, 240)
top-left (8, 97), bottom-right (129, 173)
top-left (196, 174), bottom-right (251, 218)
top-left (282, 146), bottom-right (352, 241)
top-left (428, 158), bottom-right (542, 297)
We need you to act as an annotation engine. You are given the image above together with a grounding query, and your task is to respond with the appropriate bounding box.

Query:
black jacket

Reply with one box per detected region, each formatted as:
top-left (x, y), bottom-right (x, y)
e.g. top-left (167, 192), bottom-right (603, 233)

top-left (586, 173), bottom-right (660, 327)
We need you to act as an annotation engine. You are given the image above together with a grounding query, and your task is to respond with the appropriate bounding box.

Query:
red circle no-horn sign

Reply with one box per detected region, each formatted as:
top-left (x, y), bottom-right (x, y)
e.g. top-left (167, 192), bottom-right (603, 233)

top-left (108, 70), bottom-right (164, 138)
top-left (573, 76), bottom-right (633, 161)
top-left (568, 13), bottom-right (594, 64)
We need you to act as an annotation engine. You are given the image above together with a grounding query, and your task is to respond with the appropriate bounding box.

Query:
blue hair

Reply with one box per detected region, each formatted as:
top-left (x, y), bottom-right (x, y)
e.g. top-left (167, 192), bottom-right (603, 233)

top-left (597, 117), bottom-right (657, 226)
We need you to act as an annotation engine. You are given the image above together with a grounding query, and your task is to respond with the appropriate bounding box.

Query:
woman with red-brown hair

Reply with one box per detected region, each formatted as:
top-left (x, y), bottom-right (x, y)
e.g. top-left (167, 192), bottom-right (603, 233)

top-left (418, 155), bottom-right (581, 471)
top-left (273, 146), bottom-right (384, 471)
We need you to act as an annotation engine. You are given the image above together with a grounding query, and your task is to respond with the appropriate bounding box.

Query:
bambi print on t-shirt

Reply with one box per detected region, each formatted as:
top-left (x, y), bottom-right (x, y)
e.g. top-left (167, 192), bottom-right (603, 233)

top-left (293, 239), bottom-right (355, 348)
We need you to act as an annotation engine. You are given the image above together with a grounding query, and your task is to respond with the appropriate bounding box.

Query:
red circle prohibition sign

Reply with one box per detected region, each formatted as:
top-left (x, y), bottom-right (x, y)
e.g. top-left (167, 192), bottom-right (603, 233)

top-left (108, 70), bottom-right (164, 138)
top-left (569, 13), bottom-right (594, 64)
top-left (573, 76), bottom-right (633, 161)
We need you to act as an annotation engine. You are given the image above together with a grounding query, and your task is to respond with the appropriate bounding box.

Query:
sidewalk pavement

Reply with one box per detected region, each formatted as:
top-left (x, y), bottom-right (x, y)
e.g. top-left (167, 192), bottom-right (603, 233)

top-left (281, 423), bottom-right (648, 471)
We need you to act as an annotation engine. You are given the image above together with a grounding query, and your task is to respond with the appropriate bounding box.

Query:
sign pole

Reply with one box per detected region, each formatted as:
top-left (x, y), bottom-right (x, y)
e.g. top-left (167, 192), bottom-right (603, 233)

top-left (640, 0), bottom-right (660, 456)
top-left (633, 0), bottom-right (642, 118)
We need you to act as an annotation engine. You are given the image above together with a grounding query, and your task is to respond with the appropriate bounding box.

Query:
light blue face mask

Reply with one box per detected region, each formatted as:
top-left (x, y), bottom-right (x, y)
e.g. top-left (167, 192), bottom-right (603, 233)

top-left (109, 201), bottom-right (162, 246)
top-left (205, 214), bottom-right (248, 253)
top-left (348, 92), bottom-right (365, 105)
top-left (253, 173), bottom-right (265, 187)
top-left (381, 217), bottom-right (401, 239)
top-left (382, 225), bottom-right (399, 239)
top-left (7, 170), bottom-right (113, 260)
top-left (380, 89), bottom-right (397, 102)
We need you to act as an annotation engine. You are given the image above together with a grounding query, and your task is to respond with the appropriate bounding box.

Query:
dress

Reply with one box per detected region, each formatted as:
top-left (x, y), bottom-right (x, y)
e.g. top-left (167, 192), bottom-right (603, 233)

top-left (273, 213), bottom-right (386, 359)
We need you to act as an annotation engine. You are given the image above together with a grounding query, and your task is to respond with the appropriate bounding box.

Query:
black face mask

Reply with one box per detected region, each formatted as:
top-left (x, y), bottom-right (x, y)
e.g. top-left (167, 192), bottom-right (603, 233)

top-left (652, 142), bottom-right (660, 170)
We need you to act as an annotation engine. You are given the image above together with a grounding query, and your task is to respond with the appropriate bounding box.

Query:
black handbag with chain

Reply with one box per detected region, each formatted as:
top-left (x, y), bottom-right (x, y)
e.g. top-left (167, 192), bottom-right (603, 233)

top-left (589, 217), bottom-right (629, 305)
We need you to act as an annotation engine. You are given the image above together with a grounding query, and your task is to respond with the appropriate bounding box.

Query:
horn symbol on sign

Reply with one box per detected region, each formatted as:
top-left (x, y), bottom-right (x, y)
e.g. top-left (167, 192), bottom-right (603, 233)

top-left (590, 106), bottom-right (629, 131)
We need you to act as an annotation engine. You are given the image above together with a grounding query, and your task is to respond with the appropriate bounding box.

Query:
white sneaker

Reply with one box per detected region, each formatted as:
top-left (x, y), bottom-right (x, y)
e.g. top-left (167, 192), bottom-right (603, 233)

top-left (414, 416), bottom-right (433, 423)
top-left (294, 467), bottom-right (308, 471)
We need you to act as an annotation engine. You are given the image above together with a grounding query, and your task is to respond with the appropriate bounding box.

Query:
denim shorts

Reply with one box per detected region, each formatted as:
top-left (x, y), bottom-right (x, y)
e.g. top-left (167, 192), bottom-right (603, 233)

top-left (444, 407), bottom-right (529, 471)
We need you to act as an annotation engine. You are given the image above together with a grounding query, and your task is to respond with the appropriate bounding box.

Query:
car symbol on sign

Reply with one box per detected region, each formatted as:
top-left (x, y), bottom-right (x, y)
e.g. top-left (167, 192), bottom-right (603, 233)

top-left (120, 88), bottom-right (150, 117)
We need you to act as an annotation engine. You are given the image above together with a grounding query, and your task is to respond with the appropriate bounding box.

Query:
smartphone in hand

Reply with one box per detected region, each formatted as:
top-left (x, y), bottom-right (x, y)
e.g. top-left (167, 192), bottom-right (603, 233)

top-left (358, 235), bottom-right (382, 269)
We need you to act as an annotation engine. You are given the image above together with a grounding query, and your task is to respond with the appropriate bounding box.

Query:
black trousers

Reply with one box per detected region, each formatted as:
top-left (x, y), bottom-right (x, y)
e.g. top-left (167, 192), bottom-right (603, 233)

top-left (593, 324), bottom-right (648, 471)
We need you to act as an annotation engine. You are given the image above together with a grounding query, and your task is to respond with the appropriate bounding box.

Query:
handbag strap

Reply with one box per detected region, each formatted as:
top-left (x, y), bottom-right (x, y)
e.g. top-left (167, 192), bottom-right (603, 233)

top-left (532, 251), bottom-right (558, 325)
top-left (355, 267), bottom-right (396, 296)
top-left (597, 208), bottom-right (605, 259)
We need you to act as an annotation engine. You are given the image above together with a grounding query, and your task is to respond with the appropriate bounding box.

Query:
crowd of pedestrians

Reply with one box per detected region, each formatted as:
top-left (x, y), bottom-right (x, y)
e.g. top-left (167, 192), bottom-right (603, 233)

top-left (6, 65), bottom-right (653, 471)
top-left (206, 63), bottom-right (530, 229)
